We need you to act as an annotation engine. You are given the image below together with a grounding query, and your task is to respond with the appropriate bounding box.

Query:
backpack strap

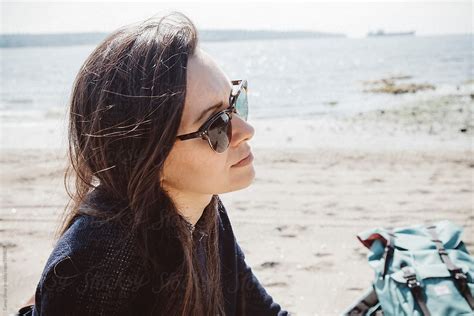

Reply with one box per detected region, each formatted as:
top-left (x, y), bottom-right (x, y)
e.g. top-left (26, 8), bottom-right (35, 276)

top-left (343, 287), bottom-right (379, 315)
top-left (381, 232), bottom-right (395, 280)
top-left (402, 267), bottom-right (431, 316)
top-left (427, 225), bottom-right (474, 310)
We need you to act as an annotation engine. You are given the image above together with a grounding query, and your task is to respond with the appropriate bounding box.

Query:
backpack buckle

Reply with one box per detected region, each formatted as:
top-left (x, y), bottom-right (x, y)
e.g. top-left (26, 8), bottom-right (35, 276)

top-left (402, 267), bottom-right (421, 289)
top-left (453, 269), bottom-right (467, 281)
top-left (406, 277), bottom-right (421, 289)
top-left (452, 269), bottom-right (468, 292)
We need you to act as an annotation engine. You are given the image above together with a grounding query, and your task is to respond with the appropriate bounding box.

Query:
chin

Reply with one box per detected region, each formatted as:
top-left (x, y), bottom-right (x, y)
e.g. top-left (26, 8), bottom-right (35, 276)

top-left (230, 166), bottom-right (256, 191)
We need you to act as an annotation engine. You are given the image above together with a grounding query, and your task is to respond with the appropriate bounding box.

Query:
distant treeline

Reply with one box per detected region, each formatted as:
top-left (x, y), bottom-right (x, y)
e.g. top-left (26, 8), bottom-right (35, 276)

top-left (0, 30), bottom-right (345, 48)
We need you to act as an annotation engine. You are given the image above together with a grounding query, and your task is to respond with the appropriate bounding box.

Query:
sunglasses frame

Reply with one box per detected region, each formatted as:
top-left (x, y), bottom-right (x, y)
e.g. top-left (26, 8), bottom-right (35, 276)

top-left (176, 79), bottom-right (248, 153)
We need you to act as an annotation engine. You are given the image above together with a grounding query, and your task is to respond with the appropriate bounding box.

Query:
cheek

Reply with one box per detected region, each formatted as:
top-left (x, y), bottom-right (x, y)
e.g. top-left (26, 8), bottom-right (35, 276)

top-left (162, 141), bottom-right (230, 193)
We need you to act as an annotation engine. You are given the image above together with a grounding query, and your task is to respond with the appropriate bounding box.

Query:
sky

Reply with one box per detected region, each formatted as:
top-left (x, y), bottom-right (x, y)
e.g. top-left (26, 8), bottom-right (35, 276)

top-left (0, 0), bottom-right (472, 38)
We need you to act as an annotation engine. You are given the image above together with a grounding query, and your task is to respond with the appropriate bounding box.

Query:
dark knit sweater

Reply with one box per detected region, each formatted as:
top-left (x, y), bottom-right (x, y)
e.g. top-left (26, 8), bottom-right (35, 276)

top-left (31, 189), bottom-right (288, 316)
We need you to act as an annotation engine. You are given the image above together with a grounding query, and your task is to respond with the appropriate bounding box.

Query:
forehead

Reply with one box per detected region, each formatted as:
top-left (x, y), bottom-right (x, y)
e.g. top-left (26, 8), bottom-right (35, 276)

top-left (182, 48), bottom-right (232, 127)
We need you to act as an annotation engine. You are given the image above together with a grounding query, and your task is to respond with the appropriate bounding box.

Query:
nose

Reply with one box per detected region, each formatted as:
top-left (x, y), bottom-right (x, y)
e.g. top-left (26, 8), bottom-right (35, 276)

top-left (230, 115), bottom-right (254, 147)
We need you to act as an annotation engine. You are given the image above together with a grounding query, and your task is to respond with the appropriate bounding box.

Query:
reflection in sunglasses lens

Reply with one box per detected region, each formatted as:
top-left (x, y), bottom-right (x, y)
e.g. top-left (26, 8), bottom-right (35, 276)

top-left (208, 112), bottom-right (232, 152)
top-left (235, 89), bottom-right (248, 121)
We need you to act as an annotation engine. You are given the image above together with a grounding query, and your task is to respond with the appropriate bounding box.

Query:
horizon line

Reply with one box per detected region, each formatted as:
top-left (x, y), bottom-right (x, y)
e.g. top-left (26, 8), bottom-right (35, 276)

top-left (1, 29), bottom-right (472, 36)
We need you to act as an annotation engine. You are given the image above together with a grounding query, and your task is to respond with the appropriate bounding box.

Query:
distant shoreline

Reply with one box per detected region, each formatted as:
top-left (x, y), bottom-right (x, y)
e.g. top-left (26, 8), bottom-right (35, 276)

top-left (0, 30), bottom-right (346, 48)
top-left (1, 32), bottom-right (471, 48)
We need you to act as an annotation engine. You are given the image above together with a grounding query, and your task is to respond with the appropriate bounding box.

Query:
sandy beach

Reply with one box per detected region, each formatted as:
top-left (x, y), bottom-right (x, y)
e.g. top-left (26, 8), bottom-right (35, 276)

top-left (1, 87), bottom-right (473, 315)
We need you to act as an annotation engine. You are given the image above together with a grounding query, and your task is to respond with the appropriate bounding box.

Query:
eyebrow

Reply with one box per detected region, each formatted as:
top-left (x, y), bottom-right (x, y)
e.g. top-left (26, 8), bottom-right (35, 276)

top-left (194, 101), bottom-right (224, 125)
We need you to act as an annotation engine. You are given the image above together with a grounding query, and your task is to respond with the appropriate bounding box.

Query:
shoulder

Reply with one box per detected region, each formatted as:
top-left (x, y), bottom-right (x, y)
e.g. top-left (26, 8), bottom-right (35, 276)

top-left (34, 212), bottom-right (148, 315)
top-left (42, 212), bottom-right (138, 277)
top-left (44, 187), bottom-right (140, 278)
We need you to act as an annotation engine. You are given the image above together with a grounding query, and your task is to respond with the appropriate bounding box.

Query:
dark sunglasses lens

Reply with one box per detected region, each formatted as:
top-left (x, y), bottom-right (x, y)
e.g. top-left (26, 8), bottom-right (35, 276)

top-left (208, 113), bottom-right (232, 153)
top-left (235, 88), bottom-right (248, 121)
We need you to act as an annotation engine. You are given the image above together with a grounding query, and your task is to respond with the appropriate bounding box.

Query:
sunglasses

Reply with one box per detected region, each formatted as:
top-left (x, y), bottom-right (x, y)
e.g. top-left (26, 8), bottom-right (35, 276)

top-left (176, 79), bottom-right (248, 153)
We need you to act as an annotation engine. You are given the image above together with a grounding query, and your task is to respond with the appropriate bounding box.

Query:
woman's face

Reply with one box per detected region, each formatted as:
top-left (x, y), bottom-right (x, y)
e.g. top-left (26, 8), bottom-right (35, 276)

top-left (161, 48), bottom-right (255, 197)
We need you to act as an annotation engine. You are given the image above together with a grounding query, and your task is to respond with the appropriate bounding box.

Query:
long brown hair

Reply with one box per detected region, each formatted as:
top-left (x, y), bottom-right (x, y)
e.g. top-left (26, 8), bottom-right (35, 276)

top-left (57, 11), bottom-right (225, 315)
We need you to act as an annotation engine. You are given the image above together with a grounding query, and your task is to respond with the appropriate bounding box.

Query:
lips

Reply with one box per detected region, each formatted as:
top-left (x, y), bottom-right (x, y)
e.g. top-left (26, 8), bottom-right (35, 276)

top-left (233, 151), bottom-right (251, 166)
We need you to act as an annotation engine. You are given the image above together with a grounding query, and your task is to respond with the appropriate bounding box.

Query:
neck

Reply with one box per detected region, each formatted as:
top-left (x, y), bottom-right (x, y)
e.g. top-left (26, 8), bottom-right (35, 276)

top-left (163, 187), bottom-right (213, 226)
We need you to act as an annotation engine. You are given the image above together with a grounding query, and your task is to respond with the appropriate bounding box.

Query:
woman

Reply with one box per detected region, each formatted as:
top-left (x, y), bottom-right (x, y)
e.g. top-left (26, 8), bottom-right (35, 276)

top-left (20, 11), bottom-right (288, 316)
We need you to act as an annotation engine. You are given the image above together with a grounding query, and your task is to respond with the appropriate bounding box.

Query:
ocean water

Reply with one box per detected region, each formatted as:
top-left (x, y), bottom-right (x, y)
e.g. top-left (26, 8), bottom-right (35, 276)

top-left (0, 34), bottom-right (472, 122)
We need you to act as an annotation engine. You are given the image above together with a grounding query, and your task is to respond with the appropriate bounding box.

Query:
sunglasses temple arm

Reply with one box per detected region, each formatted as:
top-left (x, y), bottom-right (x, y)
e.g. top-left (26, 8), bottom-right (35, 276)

top-left (177, 131), bottom-right (203, 140)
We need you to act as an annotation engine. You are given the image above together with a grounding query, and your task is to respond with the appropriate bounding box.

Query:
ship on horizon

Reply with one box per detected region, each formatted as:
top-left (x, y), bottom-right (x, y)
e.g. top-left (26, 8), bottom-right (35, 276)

top-left (367, 29), bottom-right (416, 37)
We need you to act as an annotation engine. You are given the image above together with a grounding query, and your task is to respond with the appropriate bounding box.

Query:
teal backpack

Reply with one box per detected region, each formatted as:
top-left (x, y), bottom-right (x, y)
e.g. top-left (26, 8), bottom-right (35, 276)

top-left (343, 220), bottom-right (474, 315)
